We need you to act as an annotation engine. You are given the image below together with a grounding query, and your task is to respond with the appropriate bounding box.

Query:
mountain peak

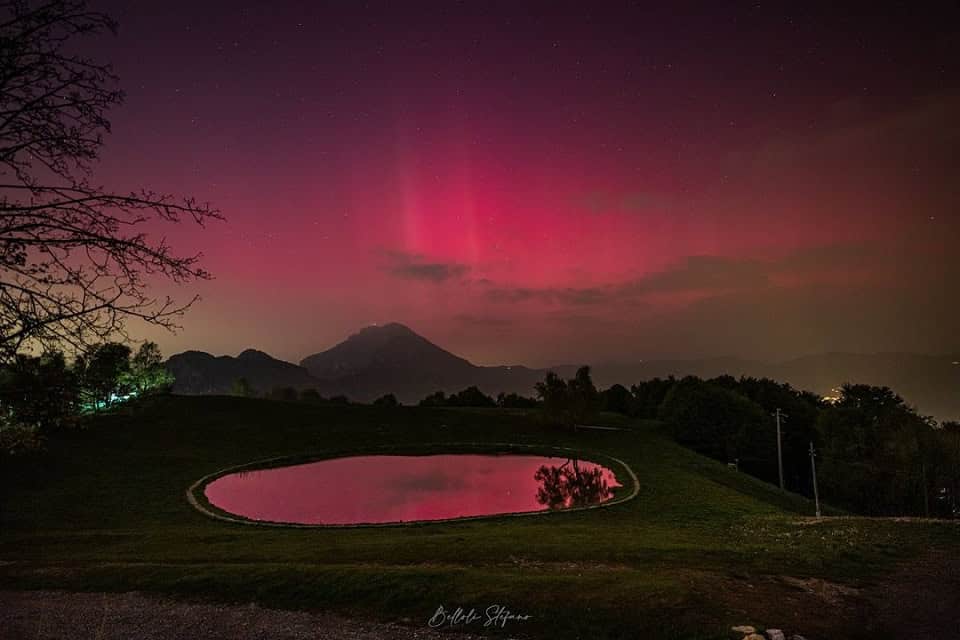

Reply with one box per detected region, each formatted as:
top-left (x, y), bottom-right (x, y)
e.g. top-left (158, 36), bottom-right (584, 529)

top-left (237, 348), bottom-right (274, 361)
top-left (300, 322), bottom-right (473, 380)
top-left (356, 322), bottom-right (416, 337)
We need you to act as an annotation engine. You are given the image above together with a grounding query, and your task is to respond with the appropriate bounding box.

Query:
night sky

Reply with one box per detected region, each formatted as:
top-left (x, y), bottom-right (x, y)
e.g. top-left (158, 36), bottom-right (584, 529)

top-left (87, 1), bottom-right (959, 365)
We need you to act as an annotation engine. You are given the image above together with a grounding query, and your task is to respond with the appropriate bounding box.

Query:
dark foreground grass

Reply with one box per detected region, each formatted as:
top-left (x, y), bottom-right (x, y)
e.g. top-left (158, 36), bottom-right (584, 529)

top-left (1, 396), bottom-right (957, 639)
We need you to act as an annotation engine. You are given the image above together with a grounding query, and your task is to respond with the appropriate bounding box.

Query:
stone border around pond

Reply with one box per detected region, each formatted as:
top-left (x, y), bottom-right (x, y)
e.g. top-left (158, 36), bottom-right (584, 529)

top-left (186, 442), bottom-right (641, 528)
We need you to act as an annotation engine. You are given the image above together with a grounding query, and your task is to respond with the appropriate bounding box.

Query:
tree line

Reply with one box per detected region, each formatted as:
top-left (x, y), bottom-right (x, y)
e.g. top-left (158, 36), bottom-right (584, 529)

top-left (248, 382), bottom-right (541, 410)
top-left (617, 374), bottom-right (960, 518)
top-left (257, 366), bottom-right (960, 519)
top-left (0, 342), bottom-right (172, 454)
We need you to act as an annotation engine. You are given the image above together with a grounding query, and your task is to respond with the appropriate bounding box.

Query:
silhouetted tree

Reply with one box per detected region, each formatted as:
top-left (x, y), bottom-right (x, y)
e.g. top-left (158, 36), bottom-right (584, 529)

top-left (569, 366), bottom-right (600, 424)
top-left (418, 387), bottom-right (498, 408)
top-left (536, 371), bottom-right (571, 426)
top-left (373, 393), bottom-right (400, 407)
top-left (76, 342), bottom-right (131, 408)
top-left (447, 386), bottom-right (496, 408)
top-left (535, 366), bottom-right (599, 428)
top-left (0, 1), bottom-right (221, 361)
top-left (604, 372), bottom-right (954, 517)
top-left (601, 383), bottom-right (633, 415)
top-left (419, 391), bottom-right (447, 407)
top-left (630, 377), bottom-right (676, 419)
top-left (496, 392), bottom-right (539, 409)
top-left (659, 376), bottom-right (767, 469)
top-left (716, 376), bottom-right (821, 492)
top-left (124, 342), bottom-right (172, 394)
top-left (328, 394), bottom-right (350, 405)
top-left (0, 351), bottom-right (78, 430)
top-left (816, 384), bottom-right (938, 516)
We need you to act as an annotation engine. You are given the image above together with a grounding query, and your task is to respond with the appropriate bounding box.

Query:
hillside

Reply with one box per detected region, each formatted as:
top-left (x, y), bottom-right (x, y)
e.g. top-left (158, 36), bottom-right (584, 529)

top-left (2, 395), bottom-right (957, 639)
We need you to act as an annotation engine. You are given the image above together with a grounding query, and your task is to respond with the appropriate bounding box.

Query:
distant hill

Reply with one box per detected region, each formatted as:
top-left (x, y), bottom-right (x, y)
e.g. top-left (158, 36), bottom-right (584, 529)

top-left (592, 352), bottom-right (960, 422)
top-left (166, 323), bottom-right (959, 421)
top-left (166, 348), bottom-right (316, 395)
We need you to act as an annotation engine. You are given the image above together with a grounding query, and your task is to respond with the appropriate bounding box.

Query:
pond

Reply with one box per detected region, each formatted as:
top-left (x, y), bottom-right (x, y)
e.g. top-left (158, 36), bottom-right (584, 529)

top-left (203, 453), bottom-right (623, 525)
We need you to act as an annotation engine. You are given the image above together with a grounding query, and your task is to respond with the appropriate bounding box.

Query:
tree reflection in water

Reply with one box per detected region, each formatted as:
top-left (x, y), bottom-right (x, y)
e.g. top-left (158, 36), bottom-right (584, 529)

top-left (534, 458), bottom-right (613, 509)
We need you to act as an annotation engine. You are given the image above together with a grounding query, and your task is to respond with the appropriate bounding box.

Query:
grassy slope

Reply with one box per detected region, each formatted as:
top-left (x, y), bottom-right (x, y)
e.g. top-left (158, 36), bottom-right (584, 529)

top-left (1, 396), bottom-right (956, 639)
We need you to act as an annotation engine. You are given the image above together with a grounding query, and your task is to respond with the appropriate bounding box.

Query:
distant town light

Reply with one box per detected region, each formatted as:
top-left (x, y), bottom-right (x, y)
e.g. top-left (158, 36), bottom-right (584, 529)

top-left (823, 386), bottom-right (843, 404)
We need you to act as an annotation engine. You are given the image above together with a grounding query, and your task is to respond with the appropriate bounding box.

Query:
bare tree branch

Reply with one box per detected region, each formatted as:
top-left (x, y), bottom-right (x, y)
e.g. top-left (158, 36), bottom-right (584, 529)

top-left (0, 0), bottom-right (222, 361)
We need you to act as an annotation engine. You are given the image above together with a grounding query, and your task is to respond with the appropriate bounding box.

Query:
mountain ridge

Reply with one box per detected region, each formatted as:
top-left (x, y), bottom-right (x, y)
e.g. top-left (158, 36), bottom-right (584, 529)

top-left (165, 324), bottom-right (960, 421)
top-left (297, 322), bottom-right (573, 402)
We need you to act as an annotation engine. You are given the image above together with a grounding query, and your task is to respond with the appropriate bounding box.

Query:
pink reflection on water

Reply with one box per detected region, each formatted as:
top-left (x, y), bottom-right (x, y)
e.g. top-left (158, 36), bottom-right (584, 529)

top-left (204, 454), bottom-right (621, 525)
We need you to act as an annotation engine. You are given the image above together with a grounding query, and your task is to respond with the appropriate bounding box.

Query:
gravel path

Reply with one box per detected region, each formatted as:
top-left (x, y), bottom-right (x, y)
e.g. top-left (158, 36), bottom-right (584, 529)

top-left (0, 591), bottom-right (494, 640)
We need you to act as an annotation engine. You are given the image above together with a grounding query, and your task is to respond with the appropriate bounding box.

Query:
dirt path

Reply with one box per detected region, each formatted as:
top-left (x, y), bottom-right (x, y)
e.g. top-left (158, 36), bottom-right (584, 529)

top-left (0, 591), bottom-right (494, 640)
top-left (2, 549), bottom-right (958, 640)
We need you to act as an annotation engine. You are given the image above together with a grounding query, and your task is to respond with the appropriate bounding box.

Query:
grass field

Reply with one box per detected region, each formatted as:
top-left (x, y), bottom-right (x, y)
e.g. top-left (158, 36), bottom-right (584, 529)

top-left (2, 395), bottom-right (958, 639)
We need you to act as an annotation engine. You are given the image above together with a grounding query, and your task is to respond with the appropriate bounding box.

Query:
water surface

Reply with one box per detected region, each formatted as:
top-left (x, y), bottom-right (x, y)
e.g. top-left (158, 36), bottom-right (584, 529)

top-left (204, 454), bottom-right (622, 525)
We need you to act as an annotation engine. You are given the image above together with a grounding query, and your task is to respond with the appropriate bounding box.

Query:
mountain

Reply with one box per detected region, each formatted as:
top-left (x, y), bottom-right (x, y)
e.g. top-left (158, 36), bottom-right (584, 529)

top-left (165, 348), bottom-right (316, 394)
top-left (299, 323), bottom-right (575, 402)
top-left (300, 323), bottom-right (474, 380)
top-left (166, 323), bottom-right (959, 421)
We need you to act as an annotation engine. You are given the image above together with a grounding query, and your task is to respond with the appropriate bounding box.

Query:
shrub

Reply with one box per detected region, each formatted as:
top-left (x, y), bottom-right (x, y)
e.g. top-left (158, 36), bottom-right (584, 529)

top-left (0, 419), bottom-right (45, 457)
top-left (373, 393), bottom-right (400, 407)
top-left (496, 392), bottom-right (539, 409)
top-left (300, 388), bottom-right (323, 402)
top-left (0, 352), bottom-right (79, 431)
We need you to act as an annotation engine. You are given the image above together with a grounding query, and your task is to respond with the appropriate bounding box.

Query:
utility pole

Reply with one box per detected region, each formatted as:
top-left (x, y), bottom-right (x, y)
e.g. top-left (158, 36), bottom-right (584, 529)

top-left (921, 460), bottom-right (930, 518)
top-left (809, 441), bottom-right (821, 518)
top-left (775, 408), bottom-right (785, 490)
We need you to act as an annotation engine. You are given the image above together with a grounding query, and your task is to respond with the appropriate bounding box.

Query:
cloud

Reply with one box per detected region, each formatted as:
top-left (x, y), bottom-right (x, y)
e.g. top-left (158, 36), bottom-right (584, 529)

top-left (479, 240), bottom-right (957, 310)
top-left (572, 93), bottom-right (960, 227)
top-left (484, 254), bottom-right (772, 307)
top-left (394, 262), bottom-right (470, 281)
top-left (623, 255), bottom-right (769, 296)
top-left (716, 92), bottom-right (960, 219)
top-left (484, 284), bottom-right (610, 306)
top-left (382, 250), bottom-right (470, 283)
top-left (466, 243), bottom-right (960, 364)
